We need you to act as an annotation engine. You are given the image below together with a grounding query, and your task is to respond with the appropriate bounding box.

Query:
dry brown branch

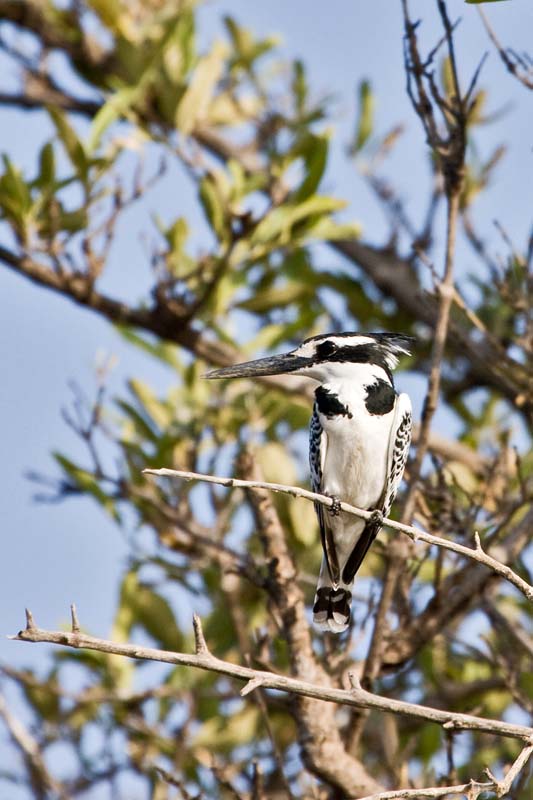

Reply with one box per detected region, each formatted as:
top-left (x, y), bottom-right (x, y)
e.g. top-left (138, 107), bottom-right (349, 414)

top-left (142, 468), bottom-right (533, 603)
top-left (10, 609), bottom-right (533, 743)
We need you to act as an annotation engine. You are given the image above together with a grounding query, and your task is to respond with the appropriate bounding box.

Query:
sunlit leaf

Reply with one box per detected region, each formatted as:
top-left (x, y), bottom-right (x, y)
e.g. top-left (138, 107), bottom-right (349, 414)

top-left (88, 86), bottom-right (141, 153)
top-left (175, 40), bottom-right (227, 134)
top-left (48, 108), bottom-right (89, 182)
top-left (351, 79), bottom-right (374, 153)
top-left (291, 133), bottom-right (329, 203)
top-left (199, 172), bottom-right (227, 239)
top-left (114, 569), bottom-right (183, 651)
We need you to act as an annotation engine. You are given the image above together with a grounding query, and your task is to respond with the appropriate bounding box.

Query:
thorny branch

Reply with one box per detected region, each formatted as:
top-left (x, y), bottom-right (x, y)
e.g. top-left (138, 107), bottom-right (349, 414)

top-left (142, 467), bottom-right (533, 604)
top-left (10, 608), bottom-right (533, 745)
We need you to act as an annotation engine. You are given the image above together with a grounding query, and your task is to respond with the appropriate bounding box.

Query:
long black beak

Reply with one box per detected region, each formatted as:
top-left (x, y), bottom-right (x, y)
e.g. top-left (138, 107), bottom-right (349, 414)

top-left (205, 352), bottom-right (309, 379)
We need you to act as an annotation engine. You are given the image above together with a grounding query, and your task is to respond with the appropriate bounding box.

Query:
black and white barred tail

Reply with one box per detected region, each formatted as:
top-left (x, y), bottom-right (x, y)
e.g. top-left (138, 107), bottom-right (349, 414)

top-left (312, 556), bottom-right (353, 633)
top-left (313, 586), bottom-right (352, 633)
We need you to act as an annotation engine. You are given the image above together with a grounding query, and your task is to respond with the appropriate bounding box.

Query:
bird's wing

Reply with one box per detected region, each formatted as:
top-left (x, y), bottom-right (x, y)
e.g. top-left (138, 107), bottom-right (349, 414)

top-left (382, 392), bottom-right (412, 518)
top-left (342, 392), bottom-right (412, 585)
top-left (309, 407), bottom-right (340, 585)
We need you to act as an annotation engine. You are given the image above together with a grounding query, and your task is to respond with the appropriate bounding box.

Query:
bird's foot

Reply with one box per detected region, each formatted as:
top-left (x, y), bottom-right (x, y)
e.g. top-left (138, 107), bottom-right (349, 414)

top-left (369, 509), bottom-right (384, 525)
top-left (327, 495), bottom-right (342, 516)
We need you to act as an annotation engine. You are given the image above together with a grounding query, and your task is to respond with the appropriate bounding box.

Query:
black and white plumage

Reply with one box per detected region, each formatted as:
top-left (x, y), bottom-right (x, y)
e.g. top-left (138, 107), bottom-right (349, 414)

top-left (205, 332), bottom-right (413, 634)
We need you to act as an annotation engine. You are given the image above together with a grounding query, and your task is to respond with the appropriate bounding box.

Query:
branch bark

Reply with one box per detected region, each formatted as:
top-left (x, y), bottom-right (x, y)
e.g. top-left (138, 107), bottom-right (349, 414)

top-left (358, 740), bottom-right (533, 800)
top-left (142, 468), bottom-right (533, 603)
top-left (235, 451), bottom-right (383, 797)
top-left (10, 610), bottom-right (533, 744)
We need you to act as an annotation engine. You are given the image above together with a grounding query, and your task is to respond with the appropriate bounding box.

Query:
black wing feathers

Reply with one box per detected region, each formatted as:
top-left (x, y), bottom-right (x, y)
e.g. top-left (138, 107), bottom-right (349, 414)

top-left (309, 409), bottom-right (340, 585)
top-left (342, 518), bottom-right (382, 585)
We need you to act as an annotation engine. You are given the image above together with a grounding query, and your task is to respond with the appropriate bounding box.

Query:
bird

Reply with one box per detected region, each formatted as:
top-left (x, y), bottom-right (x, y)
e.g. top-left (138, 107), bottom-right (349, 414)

top-left (205, 332), bottom-right (413, 634)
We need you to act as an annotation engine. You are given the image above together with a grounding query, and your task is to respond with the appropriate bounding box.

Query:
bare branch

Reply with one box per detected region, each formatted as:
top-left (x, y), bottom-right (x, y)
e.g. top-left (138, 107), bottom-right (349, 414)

top-left (478, 7), bottom-right (533, 90)
top-left (11, 611), bottom-right (533, 743)
top-left (142, 468), bottom-right (533, 603)
top-left (358, 779), bottom-right (491, 800)
top-left (486, 743), bottom-right (533, 797)
top-left (0, 694), bottom-right (69, 800)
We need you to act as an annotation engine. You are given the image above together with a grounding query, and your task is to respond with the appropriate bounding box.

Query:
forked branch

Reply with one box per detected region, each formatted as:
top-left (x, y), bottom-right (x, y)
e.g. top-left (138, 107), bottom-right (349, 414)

top-left (359, 739), bottom-right (533, 799)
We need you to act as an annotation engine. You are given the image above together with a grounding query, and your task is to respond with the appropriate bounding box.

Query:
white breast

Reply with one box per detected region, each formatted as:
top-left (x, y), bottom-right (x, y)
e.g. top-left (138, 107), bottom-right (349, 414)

top-left (318, 380), bottom-right (395, 510)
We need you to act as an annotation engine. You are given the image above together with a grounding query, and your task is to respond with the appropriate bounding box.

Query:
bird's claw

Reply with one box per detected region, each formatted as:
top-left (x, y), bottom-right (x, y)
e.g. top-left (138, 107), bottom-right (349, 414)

top-left (328, 495), bottom-right (342, 516)
top-left (369, 509), bottom-right (384, 525)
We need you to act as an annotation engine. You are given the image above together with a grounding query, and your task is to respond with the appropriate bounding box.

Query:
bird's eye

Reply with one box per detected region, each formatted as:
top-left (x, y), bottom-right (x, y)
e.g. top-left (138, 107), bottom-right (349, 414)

top-left (317, 340), bottom-right (337, 359)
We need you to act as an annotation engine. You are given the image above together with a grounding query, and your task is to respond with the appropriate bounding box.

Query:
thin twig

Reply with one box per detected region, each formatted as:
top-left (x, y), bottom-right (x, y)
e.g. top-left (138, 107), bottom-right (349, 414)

top-left (478, 7), bottom-right (533, 91)
top-left (142, 468), bottom-right (533, 603)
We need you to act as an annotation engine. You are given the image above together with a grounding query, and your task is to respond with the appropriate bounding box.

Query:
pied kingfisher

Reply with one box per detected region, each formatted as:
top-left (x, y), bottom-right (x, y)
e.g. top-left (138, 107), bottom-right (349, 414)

top-left (206, 332), bottom-right (413, 633)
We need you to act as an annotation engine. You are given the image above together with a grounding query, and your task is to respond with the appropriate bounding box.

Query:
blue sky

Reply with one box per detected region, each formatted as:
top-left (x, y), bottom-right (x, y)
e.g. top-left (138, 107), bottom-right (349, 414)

top-left (1, 0), bottom-right (533, 789)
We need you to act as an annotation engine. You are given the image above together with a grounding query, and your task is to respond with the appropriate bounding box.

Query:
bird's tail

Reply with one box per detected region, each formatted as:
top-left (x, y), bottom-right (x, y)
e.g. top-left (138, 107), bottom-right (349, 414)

top-left (312, 559), bottom-right (352, 634)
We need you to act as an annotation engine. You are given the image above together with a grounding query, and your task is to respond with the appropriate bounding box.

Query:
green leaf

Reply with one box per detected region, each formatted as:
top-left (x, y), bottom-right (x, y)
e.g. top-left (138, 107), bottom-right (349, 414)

top-left (52, 452), bottom-right (120, 522)
top-left (292, 60), bottom-right (307, 114)
top-left (53, 453), bottom-right (120, 521)
top-left (48, 108), bottom-right (89, 182)
top-left (114, 570), bottom-right (183, 651)
top-left (193, 705), bottom-right (260, 751)
top-left (291, 133), bottom-right (329, 203)
top-left (415, 723), bottom-right (441, 761)
top-left (224, 16), bottom-right (278, 71)
top-left (87, 0), bottom-right (124, 35)
top-left (0, 156), bottom-right (32, 226)
top-left (88, 86), bottom-right (140, 153)
top-left (199, 173), bottom-right (226, 239)
top-left (351, 79), bottom-right (374, 154)
top-left (128, 379), bottom-right (173, 429)
top-left (251, 195), bottom-right (346, 245)
top-left (237, 282), bottom-right (312, 313)
top-left (59, 207), bottom-right (89, 233)
top-left (21, 673), bottom-right (61, 723)
top-left (175, 40), bottom-right (227, 134)
top-left (117, 327), bottom-right (180, 368)
top-left (36, 142), bottom-right (56, 188)
top-left (302, 216), bottom-right (361, 241)
top-left (289, 497), bottom-right (318, 546)
top-left (163, 10), bottom-right (196, 83)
